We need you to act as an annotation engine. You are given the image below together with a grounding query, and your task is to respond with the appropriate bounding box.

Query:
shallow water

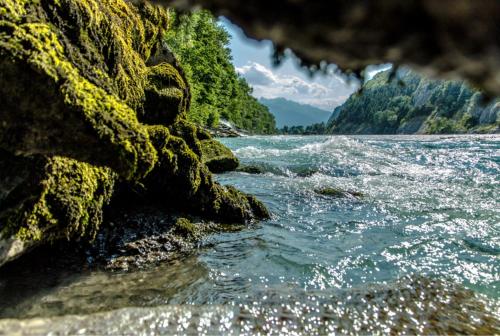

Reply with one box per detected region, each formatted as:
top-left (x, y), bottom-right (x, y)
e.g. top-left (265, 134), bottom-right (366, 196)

top-left (1, 135), bottom-right (499, 334)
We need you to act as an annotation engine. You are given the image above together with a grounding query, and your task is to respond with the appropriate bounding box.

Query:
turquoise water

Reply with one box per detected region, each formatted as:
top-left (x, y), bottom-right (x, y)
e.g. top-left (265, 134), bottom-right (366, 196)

top-left (1, 135), bottom-right (499, 333)
top-left (213, 135), bottom-right (499, 299)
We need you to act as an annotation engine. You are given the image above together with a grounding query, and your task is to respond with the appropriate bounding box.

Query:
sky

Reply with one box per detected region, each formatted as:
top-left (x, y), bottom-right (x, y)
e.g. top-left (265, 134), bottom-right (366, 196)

top-left (219, 18), bottom-right (391, 111)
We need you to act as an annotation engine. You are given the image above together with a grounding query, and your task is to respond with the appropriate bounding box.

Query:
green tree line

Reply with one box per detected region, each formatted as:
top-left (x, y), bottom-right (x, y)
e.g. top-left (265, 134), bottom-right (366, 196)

top-left (278, 123), bottom-right (327, 135)
top-left (164, 10), bottom-right (276, 134)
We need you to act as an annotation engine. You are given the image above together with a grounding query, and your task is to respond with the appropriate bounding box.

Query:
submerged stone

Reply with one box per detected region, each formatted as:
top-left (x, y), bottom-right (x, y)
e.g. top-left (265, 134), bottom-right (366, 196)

top-left (236, 165), bottom-right (265, 174)
top-left (314, 187), bottom-right (364, 199)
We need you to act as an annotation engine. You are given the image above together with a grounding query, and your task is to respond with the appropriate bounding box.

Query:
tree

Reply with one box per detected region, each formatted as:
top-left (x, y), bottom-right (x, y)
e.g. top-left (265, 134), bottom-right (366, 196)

top-left (164, 10), bottom-right (276, 134)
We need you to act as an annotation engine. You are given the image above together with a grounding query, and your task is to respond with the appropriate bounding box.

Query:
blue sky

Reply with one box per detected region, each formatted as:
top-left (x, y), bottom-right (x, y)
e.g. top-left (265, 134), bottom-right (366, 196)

top-left (219, 18), bottom-right (391, 111)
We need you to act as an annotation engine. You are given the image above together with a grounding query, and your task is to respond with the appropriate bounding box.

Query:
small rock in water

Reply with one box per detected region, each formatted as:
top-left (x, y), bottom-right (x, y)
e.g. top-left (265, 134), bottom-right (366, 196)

top-left (314, 187), bottom-right (364, 198)
top-left (236, 165), bottom-right (265, 174)
top-left (294, 167), bottom-right (318, 177)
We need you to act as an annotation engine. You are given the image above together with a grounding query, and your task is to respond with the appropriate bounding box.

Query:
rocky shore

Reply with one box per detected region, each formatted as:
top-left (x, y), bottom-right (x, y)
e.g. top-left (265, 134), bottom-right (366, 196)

top-left (202, 119), bottom-right (249, 138)
top-left (0, 0), bottom-right (269, 269)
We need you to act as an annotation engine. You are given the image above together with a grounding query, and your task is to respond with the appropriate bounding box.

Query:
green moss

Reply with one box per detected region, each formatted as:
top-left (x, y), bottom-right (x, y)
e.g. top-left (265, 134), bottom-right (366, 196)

top-left (196, 127), bottom-right (212, 140)
top-left (200, 139), bottom-right (239, 173)
top-left (142, 63), bottom-right (189, 125)
top-left (47, 0), bottom-right (170, 109)
top-left (138, 127), bottom-right (269, 223)
top-left (0, 0), bottom-right (270, 264)
top-left (143, 126), bottom-right (203, 200)
top-left (0, 155), bottom-right (116, 243)
top-left (314, 187), bottom-right (364, 199)
top-left (169, 120), bottom-right (204, 157)
top-left (246, 194), bottom-right (271, 219)
top-left (0, 0), bottom-right (173, 179)
top-left (236, 165), bottom-right (265, 174)
top-left (173, 217), bottom-right (197, 238)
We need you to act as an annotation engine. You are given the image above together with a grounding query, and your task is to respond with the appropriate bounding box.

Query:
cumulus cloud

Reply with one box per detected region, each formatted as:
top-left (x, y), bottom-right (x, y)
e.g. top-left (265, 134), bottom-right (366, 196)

top-left (238, 62), bottom-right (276, 86)
top-left (236, 62), bottom-right (355, 110)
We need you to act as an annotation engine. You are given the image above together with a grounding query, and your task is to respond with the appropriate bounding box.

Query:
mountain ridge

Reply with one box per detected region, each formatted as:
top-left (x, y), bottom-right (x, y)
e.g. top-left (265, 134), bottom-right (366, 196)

top-left (259, 97), bottom-right (332, 128)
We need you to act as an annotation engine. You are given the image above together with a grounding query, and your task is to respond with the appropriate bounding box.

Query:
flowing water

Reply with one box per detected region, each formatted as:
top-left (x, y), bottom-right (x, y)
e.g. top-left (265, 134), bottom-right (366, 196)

top-left (1, 135), bottom-right (499, 334)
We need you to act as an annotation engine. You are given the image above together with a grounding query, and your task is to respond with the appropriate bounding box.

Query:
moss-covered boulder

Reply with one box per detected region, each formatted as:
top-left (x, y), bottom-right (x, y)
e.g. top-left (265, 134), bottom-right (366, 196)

top-left (236, 165), bottom-right (265, 174)
top-left (0, 0), bottom-right (179, 180)
top-left (200, 139), bottom-right (239, 173)
top-left (143, 126), bottom-right (269, 222)
top-left (0, 151), bottom-right (115, 267)
top-left (0, 0), bottom-right (269, 267)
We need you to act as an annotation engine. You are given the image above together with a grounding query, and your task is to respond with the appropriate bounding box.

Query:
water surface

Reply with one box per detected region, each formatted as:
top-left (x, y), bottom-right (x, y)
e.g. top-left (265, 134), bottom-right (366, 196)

top-left (1, 135), bottom-right (499, 333)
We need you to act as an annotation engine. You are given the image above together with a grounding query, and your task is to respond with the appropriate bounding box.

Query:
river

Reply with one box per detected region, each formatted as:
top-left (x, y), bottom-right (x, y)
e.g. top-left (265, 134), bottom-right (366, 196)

top-left (1, 135), bottom-right (499, 334)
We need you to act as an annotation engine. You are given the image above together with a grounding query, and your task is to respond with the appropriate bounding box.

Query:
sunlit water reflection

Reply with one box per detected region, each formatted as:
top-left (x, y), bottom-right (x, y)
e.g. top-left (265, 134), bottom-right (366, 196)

top-left (1, 135), bottom-right (499, 334)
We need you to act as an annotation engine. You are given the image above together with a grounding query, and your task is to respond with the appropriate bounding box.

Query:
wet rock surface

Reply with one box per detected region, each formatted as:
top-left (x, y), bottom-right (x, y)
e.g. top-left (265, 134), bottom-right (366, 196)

top-left (236, 165), bottom-right (266, 175)
top-left (0, 151), bottom-right (116, 267)
top-left (87, 210), bottom-right (220, 271)
top-left (314, 187), bottom-right (364, 199)
top-left (203, 120), bottom-right (249, 138)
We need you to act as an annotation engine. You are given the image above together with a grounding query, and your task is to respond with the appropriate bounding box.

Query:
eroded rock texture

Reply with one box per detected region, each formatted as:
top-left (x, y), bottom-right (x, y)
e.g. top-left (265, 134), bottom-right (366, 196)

top-left (163, 0), bottom-right (500, 97)
top-left (0, 0), bottom-right (268, 267)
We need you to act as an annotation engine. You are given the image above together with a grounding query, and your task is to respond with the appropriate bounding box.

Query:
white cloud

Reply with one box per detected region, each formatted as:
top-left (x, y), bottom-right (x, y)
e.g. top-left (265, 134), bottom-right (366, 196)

top-left (237, 62), bottom-right (276, 86)
top-left (236, 62), bottom-right (355, 110)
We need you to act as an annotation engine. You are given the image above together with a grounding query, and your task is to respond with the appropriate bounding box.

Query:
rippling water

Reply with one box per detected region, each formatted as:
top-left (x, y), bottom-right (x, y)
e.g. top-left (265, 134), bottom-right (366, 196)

top-left (1, 135), bottom-right (499, 334)
top-left (216, 135), bottom-right (500, 298)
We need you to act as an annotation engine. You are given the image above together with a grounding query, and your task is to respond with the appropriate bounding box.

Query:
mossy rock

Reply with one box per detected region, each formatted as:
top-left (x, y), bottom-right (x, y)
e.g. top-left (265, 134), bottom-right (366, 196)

top-left (205, 185), bottom-right (271, 223)
top-left (141, 126), bottom-right (269, 223)
top-left (0, 0), bottom-right (186, 180)
top-left (314, 187), bottom-right (364, 199)
top-left (0, 151), bottom-right (116, 267)
top-left (142, 63), bottom-right (189, 126)
top-left (169, 120), bottom-right (204, 157)
top-left (196, 128), bottom-right (212, 141)
top-left (0, 0), bottom-right (270, 268)
top-left (173, 217), bottom-right (198, 238)
top-left (200, 139), bottom-right (239, 173)
top-left (236, 165), bottom-right (265, 174)
top-left (294, 167), bottom-right (319, 177)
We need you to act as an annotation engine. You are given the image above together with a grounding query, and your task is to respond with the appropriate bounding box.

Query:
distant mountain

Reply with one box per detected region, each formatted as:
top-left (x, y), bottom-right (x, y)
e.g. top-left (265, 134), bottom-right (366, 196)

top-left (259, 97), bottom-right (332, 128)
top-left (327, 67), bottom-right (499, 134)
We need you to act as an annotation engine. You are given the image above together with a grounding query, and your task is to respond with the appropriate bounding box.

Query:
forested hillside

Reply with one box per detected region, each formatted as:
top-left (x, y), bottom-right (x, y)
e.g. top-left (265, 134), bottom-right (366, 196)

top-left (164, 10), bottom-right (276, 134)
top-left (327, 68), bottom-right (499, 134)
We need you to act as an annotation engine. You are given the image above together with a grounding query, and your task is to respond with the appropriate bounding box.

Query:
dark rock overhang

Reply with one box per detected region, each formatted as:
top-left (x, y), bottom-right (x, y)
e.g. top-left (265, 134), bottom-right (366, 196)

top-left (155, 0), bottom-right (500, 97)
